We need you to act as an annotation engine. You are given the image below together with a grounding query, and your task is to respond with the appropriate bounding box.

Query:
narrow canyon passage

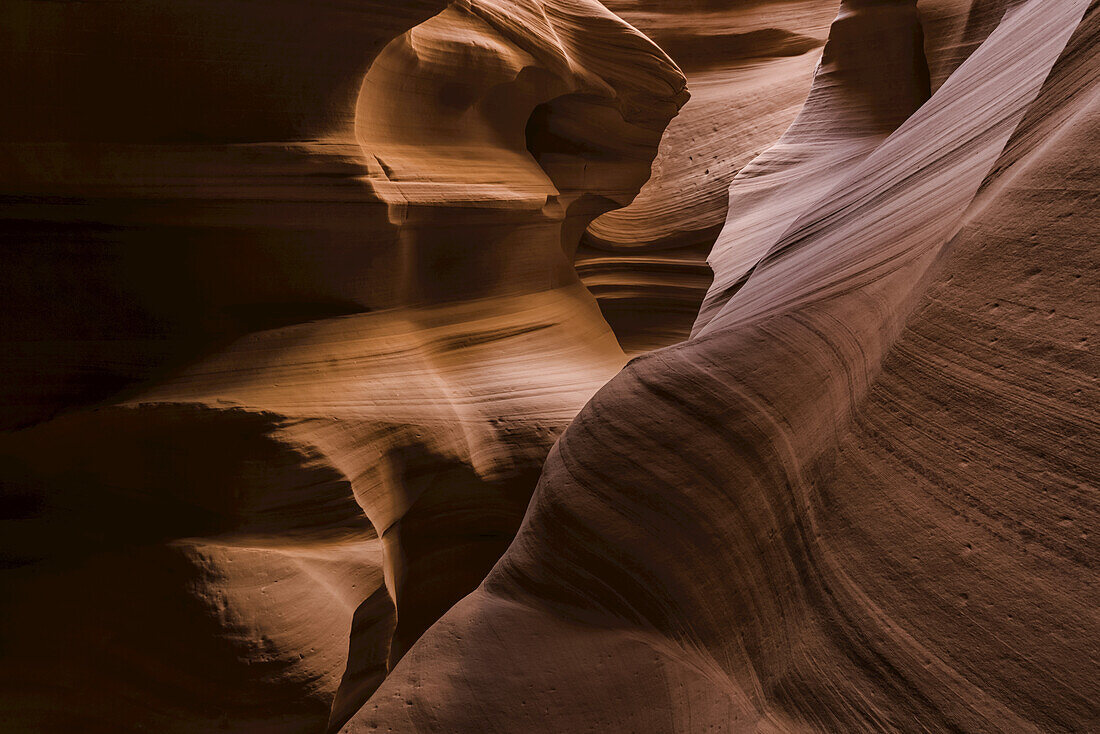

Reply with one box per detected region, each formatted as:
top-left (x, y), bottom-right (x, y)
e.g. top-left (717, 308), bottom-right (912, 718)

top-left (1, 1), bottom-right (1097, 732)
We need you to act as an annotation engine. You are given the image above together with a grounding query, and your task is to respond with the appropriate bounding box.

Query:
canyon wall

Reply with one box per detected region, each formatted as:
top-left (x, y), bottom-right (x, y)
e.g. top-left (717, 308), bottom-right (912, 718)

top-left (1, 1), bottom-right (1097, 732)
top-left (348, 0), bottom-right (1100, 731)
top-left (0, 1), bottom-right (685, 731)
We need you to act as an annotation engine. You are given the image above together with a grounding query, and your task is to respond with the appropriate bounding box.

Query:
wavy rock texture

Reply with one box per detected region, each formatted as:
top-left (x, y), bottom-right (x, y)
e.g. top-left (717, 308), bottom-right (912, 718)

top-left (347, 0), bottom-right (1100, 731)
top-left (0, 0), bottom-right (688, 430)
top-left (0, 1), bottom-right (684, 731)
top-left (0, 0), bottom-right (444, 430)
top-left (579, 0), bottom-right (841, 352)
top-left (3, 0), bottom-right (1098, 732)
top-left (578, 0), bottom-right (1076, 354)
top-left (695, 0), bottom-right (931, 331)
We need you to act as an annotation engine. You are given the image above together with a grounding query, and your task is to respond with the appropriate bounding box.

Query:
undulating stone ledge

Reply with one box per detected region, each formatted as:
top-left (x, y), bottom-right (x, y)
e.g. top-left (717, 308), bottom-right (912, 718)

top-left (0, 1), bottom-right (686, 731)
top-left (347, 1), bottom-right (1099, 730)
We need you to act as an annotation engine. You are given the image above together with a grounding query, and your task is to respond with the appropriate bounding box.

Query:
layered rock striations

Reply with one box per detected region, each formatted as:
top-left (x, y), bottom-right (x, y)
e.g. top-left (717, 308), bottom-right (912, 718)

top-left (580, 0), bottom-right (841, 352)
top-left (0, 1), bottom-right (685, 731)
top-left (695, 0), bottom-right (932, 331)
top-left (2, 0), bottom-right (1098, 732)
top-left (347, 0), bottom-right (1100, 731)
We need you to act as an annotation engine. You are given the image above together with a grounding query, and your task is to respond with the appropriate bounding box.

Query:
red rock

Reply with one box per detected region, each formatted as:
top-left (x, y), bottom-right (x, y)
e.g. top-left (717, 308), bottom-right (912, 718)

top-left (2, 1), bottom-right (1097, 732)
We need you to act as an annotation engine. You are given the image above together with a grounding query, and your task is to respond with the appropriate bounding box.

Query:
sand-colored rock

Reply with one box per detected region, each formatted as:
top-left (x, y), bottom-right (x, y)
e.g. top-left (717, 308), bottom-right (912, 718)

top-left (0, 1), bottom-right (684, 731)
top-left (695, 0), bottom-right (931, 332)
top-left (0, 287), bottom-right (626, 732)
top-left (0, 0), bottom-right (685, 429)
top-left (346, 1), bottom-right (1099, 730)
top-left (578, 0), bottom-right (840, 352)
top-left (2, 0), bottom-right (1097, 731)
top-left (576, 0), bottom-right (1055, 353)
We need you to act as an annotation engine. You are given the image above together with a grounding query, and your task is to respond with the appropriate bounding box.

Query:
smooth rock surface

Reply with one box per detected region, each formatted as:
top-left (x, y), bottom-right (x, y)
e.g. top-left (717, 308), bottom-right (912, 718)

top-left (582, 0), bottom-right (841, 352)
top-left (347, 1), bottom-right (1100, 731)
top-left (0, 1), bottom-right (684, 731)
top-left (2, 0), bottom-right (1097, 732)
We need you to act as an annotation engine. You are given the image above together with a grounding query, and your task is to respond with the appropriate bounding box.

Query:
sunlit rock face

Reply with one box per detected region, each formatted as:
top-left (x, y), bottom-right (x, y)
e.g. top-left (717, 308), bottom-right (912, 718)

top-left (2, 0), bottom-right (1098, 733)
top-left (0, 1), bottom-right (684, 731)
top-left (0, 0), bottom-right (686, 430)
top-left (347, 0), bottom-right (1100, 731)
top-left (582, 0), bottom-right (841, 353)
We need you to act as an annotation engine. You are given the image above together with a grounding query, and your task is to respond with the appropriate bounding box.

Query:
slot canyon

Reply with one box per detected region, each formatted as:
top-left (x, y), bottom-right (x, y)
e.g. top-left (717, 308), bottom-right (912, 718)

top-left (1, 1), bottom-right (1097, 732)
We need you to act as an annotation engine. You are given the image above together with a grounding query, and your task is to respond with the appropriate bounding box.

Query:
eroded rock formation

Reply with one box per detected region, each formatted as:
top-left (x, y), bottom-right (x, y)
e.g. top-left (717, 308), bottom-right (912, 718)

top-left (583, 0), bottom-right (842, 352)
top-left (0, 1), bottom-right (684, 731)
top-left (2, 0), bottom-right (1097, 732)
top-left (346, 0), bottom-right (1099, 731)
